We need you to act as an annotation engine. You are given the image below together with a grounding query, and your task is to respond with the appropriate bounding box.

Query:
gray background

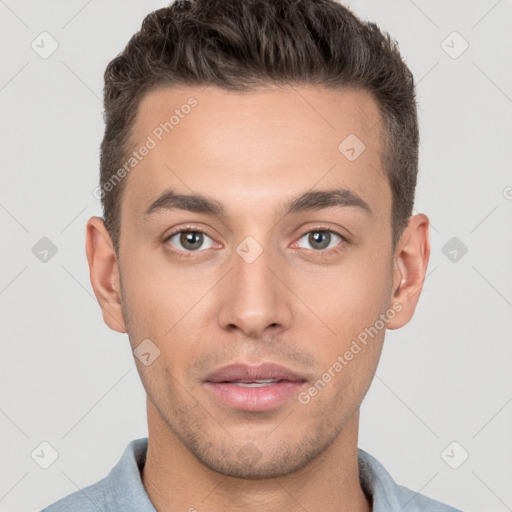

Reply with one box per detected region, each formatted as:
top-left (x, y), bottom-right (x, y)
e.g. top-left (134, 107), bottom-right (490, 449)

top-left (1, 1), bottom-right (511, 511)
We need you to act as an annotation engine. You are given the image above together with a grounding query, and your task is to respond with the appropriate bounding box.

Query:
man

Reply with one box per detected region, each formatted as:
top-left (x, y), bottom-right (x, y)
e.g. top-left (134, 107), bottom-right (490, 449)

top-left (41, 0), bottom-right (463, 510)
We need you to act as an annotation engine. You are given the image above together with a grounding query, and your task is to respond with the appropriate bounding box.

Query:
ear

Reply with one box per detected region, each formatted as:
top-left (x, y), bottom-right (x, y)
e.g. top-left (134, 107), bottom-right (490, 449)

top-left (85, 216), bottom-right (126, 333)
top-left (386, 213), bottom-right (430, 330)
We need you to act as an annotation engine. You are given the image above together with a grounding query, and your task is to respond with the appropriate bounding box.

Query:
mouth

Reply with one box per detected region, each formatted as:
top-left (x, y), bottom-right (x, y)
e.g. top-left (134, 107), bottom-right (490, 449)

top-left (228, 379), bottom-right (284, 387)
top-left (203, 363), bottom-right (307, 412)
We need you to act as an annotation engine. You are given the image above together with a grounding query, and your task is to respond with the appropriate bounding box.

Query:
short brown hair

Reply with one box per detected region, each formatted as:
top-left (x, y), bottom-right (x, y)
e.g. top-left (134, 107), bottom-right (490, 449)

top-left (100, 0), bottom-right (419, 253)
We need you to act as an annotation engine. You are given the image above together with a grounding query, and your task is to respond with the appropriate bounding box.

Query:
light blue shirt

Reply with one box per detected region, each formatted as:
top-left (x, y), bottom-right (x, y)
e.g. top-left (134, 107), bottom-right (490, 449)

top-left (41, 438), bottom-right (463, 511)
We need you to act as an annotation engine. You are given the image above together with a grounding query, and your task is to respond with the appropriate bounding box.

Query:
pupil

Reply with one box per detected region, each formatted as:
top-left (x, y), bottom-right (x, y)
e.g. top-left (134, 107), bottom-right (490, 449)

top-left (310, 231), bottom-right (330, 250)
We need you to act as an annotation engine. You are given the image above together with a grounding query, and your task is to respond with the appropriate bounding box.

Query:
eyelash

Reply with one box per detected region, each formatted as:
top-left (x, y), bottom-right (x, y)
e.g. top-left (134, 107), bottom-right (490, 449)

top-left (163, 225), bottom-right (348, 259)
top-left (293, 225), bottom-right (348, 258)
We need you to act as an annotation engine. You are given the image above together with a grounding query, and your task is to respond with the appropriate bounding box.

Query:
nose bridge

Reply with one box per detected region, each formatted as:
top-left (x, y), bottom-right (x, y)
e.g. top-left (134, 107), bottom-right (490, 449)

top-left (218, 235), bottom-right (292, 336)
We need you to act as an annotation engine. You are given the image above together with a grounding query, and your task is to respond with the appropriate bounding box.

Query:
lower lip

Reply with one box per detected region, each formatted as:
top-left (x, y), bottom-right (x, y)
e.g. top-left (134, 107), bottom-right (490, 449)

top-left (204, 381), bottom-right (306, 411)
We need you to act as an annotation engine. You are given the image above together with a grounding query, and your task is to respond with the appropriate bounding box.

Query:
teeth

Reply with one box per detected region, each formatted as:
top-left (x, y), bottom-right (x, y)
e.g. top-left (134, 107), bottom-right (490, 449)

top-left (231, 379), bottom-right (280, 387)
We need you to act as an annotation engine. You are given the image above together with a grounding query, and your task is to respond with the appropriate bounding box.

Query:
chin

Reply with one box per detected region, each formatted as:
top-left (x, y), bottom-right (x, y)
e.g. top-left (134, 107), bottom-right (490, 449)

top-left (183, 428), bottom-right (338, 480)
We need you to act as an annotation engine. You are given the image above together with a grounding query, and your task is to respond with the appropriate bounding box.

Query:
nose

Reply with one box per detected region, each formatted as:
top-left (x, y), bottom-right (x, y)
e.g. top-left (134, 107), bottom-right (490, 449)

top-left (218, 240), bottom-right (293, 339)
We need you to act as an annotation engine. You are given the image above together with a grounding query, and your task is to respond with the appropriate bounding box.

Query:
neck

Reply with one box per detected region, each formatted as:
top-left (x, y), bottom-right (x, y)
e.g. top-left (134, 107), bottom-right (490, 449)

top-left (141, 400), bottom-right (371, 512)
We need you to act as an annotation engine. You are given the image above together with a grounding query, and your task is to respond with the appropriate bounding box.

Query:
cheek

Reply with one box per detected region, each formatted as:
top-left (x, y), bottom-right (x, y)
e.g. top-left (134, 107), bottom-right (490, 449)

top-left (297, 257), bottom-right (391, 334)
top-left (120, 249), bottom-right (187, 323)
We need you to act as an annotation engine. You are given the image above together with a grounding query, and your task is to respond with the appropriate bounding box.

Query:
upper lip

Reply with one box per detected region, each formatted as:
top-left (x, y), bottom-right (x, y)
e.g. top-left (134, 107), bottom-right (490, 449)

top-left (204, 363), bottom-right (306, 383)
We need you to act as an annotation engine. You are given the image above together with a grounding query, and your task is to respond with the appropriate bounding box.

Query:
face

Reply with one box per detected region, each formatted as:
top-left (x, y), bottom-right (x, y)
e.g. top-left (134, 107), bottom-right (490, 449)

top-left (88, 84), bottom-right (425, 479)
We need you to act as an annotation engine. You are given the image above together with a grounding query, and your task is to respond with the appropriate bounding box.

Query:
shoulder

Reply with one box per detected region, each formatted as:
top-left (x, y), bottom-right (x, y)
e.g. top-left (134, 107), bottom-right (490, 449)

top-left (391, 482), bottom-right (464, 512)
top-left (358, 448), bottom-right (464, 512)
top-left (39, 438), bottom-right (153, 512)
top-left (39, 475), bottom-right (110, 512)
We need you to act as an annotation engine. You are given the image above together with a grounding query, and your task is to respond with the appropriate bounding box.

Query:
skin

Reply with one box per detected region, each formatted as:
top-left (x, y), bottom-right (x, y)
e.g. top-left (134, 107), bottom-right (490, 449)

top-left (86, 85), bottom-right (430, 512)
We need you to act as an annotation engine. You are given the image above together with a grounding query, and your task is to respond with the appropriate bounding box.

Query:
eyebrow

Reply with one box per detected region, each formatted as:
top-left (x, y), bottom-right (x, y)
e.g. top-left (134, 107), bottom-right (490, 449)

top-left (143, 187), bottom-right (372, 218)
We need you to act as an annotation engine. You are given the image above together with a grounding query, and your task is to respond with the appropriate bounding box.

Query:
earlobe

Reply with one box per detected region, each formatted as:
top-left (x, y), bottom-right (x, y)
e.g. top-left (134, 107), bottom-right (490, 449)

top-left (386, 214), bottom-right (430, 330)
top-left (85, 216), bottom-right (127, 333)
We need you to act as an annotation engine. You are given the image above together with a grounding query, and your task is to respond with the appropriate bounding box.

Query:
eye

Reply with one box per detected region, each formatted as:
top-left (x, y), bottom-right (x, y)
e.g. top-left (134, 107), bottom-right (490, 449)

top-left (296, 229), bottom-right (345, 252)
top-left (165, 229), bottom-right (216, 253)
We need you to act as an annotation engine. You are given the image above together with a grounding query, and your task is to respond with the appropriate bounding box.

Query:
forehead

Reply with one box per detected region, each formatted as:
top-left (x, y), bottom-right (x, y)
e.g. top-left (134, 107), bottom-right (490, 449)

top-left (123, 84), bottom-right (390, 223)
